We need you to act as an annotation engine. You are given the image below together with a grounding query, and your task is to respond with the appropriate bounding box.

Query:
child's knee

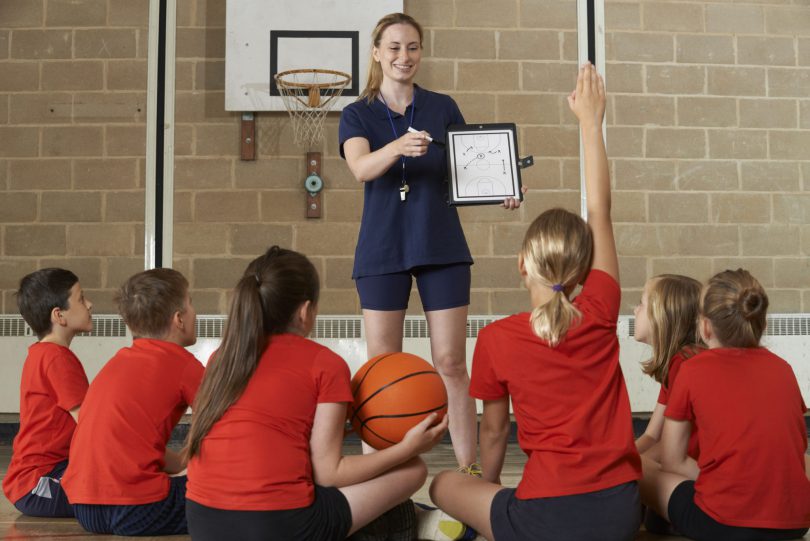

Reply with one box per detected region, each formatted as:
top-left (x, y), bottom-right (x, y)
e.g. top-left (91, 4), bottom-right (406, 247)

top-left (428, 470), bottom-right (455, 503)
top-left (403, 456), bottom-right (428, 489)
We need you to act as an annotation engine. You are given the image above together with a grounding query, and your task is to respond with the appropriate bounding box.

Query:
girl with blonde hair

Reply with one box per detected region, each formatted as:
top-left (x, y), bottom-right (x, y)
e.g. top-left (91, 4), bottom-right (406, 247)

top-left (633, 274), bottom-right (703, 462)
top-left (640, 269), bottom-right (810, 541)
top-left (428, 64), bottom-right (642, 541)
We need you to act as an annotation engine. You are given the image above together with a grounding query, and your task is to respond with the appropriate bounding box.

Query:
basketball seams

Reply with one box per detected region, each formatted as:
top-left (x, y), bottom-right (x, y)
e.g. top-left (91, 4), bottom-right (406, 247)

top-left (350, 352), bottom-right (396, 398)
top-left (362, 403), bottom-right (448, 422)
top-left (360, 423), bottom-right (398, 446)
top-left (349, 352), bottom-right (448, 449)
top-left (359, 404), bottom-right (447, 448)
top-left (349, 370), bottom-right (443, 424)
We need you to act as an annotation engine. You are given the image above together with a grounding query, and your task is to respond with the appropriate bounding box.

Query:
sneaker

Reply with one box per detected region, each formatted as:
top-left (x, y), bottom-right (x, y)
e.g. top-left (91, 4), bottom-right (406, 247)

top-left (415, 503), bottom-right (477, 541)
top-left (348, 499), bottom-right (417, 541)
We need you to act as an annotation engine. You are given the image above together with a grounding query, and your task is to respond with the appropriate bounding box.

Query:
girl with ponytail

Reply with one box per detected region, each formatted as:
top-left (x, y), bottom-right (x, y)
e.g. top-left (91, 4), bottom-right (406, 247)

top-left (185, 247), bottom-right (448, 541)
top-left (428, 65), bottom-right (642, 541)
top-left (640, 269), bottom-right (810, 541)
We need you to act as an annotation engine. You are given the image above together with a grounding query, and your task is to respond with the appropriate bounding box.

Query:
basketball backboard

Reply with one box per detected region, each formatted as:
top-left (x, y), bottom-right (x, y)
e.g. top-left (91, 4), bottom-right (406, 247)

top-left (225, 0), bottom-right (403, 112)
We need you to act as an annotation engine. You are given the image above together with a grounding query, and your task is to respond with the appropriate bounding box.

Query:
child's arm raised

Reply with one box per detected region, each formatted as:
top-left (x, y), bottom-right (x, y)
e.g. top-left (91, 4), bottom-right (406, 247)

top-left (309, 402), bottom-right (448, 488)
top-left (567, 64), bottom-right (618, 282)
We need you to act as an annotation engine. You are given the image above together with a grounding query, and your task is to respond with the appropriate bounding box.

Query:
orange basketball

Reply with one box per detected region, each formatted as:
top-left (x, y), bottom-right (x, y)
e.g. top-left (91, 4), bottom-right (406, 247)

top-left (348, 352), bottom-right (448, 450)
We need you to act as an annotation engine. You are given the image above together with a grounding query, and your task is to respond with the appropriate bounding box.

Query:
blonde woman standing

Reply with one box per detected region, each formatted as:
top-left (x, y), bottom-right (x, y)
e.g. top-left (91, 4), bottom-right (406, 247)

top-left (339, 12), bottom-right (523, 473)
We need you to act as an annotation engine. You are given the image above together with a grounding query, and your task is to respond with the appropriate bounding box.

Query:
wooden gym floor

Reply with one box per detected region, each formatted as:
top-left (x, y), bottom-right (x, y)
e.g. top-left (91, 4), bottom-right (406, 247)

top-left (2, 441), bottom-right (774, 541)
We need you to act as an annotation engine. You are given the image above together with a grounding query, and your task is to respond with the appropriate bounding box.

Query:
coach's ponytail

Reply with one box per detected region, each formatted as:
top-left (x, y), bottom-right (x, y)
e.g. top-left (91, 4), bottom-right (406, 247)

top-left (186, 246), bottom-right (319, 459)
top-left (522, 209), bottom-right (593, 347)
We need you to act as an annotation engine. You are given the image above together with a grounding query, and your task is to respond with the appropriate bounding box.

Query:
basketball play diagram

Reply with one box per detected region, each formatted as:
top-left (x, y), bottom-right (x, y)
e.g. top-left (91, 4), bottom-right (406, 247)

top-left (450, 132), bottom-right (517, 198)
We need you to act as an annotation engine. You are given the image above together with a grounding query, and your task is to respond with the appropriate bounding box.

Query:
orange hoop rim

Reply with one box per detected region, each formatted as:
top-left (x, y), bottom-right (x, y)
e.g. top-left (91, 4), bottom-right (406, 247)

top-left (274, 68), bottom-right (352, 89)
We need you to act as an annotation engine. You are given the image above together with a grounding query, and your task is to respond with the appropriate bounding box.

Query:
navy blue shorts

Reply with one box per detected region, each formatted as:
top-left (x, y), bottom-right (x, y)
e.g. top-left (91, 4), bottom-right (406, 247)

top-left (13, 460), bottom-right (73, 518)
top-left (73, 475), bottom-right (188, 536)
top-left (668, 481), bottom-right (809, 541)
top-left (355, 263), bottom-right (471, 311)
top-left (491, 482), bottom-right (641, 541)
top-left (186, 485), bottom-right (352, 541)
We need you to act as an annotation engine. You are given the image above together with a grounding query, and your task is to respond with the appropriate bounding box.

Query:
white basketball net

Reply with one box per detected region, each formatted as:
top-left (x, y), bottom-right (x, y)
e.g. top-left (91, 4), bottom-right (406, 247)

top-left (274, 69), bottom-right (352, 149)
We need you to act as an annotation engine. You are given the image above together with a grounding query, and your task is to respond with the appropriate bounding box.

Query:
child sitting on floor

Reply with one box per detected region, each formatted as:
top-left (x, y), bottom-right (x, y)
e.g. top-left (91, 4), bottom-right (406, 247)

top-left (3, 268), bottom-right (93, 517)
top-left (62, 268), bottom-right (204, 536)
top-left (428, 64), bottom-right (643, 541)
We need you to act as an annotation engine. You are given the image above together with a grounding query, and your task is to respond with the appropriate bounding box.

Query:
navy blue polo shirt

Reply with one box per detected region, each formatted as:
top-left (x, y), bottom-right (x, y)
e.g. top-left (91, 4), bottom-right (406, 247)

top-left (339, 86), bottom-right (473, 279)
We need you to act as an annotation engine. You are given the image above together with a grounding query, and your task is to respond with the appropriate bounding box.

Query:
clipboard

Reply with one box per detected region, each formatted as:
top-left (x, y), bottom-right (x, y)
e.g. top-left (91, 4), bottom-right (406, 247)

top-left (446, 123), bottom-right (531, 206)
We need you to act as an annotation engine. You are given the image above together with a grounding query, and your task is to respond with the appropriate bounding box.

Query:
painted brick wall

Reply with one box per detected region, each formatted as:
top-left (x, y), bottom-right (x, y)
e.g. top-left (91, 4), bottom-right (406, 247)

top-left (1, 0), bottom-right (808, 315)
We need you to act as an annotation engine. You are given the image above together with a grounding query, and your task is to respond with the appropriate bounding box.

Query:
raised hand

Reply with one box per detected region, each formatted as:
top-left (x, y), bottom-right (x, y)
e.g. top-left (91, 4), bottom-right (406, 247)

top-left (567, 63), bottom-right (606, 129)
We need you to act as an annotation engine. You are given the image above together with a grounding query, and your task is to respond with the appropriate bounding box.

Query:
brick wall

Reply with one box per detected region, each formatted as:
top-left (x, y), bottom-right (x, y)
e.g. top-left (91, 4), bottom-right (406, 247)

top-left (603, 0), bottom-right (810, 312)
top-left (0, 0), bottom-right (147, 313)
top-left (1, 0), bottom-right (808, 315)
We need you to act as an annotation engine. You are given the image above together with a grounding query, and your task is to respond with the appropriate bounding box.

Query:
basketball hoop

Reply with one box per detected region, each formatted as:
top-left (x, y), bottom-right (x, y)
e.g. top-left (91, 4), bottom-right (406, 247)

top-left (274, 68), bottom-right (352, 148)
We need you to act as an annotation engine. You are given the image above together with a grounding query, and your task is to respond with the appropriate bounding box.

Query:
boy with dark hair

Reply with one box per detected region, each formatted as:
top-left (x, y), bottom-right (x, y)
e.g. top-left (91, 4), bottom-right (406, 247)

top-left (3, 268), bottom-right (93, 517)
top-left (62, 268), bottom-right (204, 536)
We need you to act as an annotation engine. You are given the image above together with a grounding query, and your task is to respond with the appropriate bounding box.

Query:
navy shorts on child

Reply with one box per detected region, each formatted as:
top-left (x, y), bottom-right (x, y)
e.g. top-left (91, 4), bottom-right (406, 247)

top-left (491, 482), bottom-right (641, 541)
top-left (186, 485), bottom-right (352, 541)
top-left (74, 476), bottom-right (188, 536)
top-left (12, 460), bottom-right (73, 518)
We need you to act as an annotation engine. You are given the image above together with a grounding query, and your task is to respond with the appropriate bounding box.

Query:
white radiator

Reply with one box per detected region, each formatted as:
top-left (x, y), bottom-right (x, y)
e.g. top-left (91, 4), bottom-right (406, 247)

top-left (1, 314), bottom-right (808, 414)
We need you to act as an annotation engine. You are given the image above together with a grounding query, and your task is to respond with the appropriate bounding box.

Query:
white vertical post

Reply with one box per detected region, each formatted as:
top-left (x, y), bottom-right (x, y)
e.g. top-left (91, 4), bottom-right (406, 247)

top-left (162, 1), bottom-right (177, 267)
top-left (576, 0), bottom-right (606, 221)
top-left (144, 0), bottom-right (177, 269)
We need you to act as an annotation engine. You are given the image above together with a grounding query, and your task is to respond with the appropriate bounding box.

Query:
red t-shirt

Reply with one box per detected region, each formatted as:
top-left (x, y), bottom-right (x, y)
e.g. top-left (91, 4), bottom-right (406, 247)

top-left (657, 351), bottom-right (699, 459)
top-left (666, 347), bottom-right (810, 529)
top-left (471, 270), bottom-right (641, 499)
top-left (187, 334), bottom-right (352, 511)
top-left (61, 339), bottom-right (203, 505)
top-left (3, 342), bottom-right (88, 503)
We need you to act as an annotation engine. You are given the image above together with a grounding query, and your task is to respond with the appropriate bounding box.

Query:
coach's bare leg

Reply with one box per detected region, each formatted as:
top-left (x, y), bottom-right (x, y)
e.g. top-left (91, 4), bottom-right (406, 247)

top-left (360, 309), bottom-right (406, 454)
top-left (426, 305), bottom-right (477, 468)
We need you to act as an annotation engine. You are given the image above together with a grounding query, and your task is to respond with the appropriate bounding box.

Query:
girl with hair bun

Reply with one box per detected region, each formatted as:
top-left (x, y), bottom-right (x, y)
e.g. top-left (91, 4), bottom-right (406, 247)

top-left (428, 64), bottom-right (642, 541)
top-left (640, 269), bottom-right (810, 541)
top-left (184, 246), bottom-right (448, 541)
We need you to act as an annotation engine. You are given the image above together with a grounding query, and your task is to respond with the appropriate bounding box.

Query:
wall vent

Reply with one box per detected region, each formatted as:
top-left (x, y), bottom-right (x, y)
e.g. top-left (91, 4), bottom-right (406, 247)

top-left (196, 316), bottom-right (226, 339)
top-left (0, 316), bottom-right (31, 337)
top-left (312, 316), bottom-right (362, 339)
top-left (467, 317), bottom-right (503, 338)
top-left (0, 315), bottom-right (127, 338)
top-left (625, 314), bottom-right (810, 339)
top-left (79, 315), bottom-right (128, 337)
top-left (2, 314), bottom-right (809, 340)
top-left (765, 316), bottom-right (810, 336)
